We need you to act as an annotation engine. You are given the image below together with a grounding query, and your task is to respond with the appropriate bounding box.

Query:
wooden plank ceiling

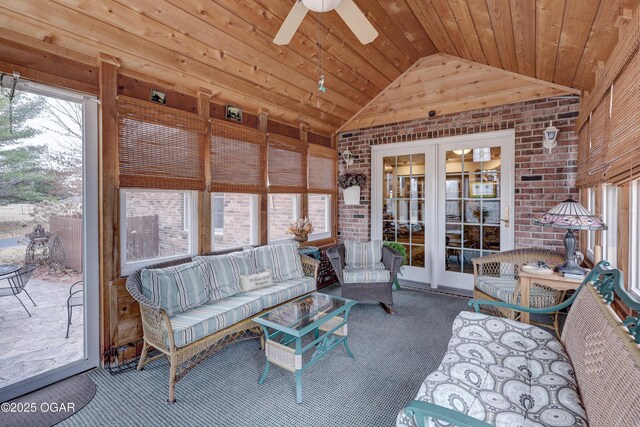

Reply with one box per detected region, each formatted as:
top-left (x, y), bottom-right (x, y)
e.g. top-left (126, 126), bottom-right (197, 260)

top-left (339, 53), bottom-right (580, 131)
top-left (0, 0), bottom-right (637, 135)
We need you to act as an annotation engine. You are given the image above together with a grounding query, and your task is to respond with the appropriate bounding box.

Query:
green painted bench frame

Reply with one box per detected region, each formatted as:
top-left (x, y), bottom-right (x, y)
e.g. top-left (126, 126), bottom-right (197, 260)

top-left (403, 261), bottom-right (640, 427)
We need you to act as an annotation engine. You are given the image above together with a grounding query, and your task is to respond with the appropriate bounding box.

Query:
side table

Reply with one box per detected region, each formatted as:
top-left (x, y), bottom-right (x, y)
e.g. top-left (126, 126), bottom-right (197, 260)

top-left (518, 270), bottom-right (584, 336)
top-left (297, 246), bottom-right (338, 290)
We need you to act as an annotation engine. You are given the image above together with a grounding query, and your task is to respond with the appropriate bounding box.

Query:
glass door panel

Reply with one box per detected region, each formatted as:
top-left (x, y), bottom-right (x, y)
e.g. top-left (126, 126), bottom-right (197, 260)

top-left (381, 153), bottom-right (426, 270)
top-left (444, 147), bottom-right (502, 274)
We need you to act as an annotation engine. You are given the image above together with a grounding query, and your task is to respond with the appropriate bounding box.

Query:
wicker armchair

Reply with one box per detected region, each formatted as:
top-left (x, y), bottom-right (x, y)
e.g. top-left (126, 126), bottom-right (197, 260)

top-left (472, 248), bottom-right (566, 327)
top-left (327, 243), bottom-right (403, 314)
top-left (126, 249), bottom-right (319, 403)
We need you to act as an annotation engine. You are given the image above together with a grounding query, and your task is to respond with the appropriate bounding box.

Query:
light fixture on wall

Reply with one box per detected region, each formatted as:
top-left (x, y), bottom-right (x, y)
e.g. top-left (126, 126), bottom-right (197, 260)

top-left (342, 149), bottom-right (354, 168)
top-left (543, 121), bottom-right (560, 153)
top-left (453, 149), bottom-right (471, 156)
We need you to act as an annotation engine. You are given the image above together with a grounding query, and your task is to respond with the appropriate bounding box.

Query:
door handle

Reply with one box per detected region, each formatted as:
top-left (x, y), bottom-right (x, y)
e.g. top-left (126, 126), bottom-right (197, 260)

top-left (500, 206), bottom-right (510, 228)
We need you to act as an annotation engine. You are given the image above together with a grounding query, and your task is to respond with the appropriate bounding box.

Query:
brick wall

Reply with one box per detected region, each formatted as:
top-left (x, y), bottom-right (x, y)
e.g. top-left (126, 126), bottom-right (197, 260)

top-left (337, 97), bottom-right (580, 252)
top-left (213, 193), bottom-right (255, 250)
top-left (269, 194), bottom-right (298, 241)
top-left (125, 191), bottom-right (190, 258)
top-left (308, 194), bottom-right (328, 233)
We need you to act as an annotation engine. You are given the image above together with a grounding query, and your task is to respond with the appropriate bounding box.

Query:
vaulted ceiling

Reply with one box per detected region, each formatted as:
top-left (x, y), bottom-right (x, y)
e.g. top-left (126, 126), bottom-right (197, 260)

top-left (0, 0), bottom-right (637, 135)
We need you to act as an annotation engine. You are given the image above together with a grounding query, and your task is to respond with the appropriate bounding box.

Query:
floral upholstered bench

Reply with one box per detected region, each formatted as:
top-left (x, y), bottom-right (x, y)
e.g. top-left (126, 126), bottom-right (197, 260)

top-left (397, 262), bottom-right (640, 427)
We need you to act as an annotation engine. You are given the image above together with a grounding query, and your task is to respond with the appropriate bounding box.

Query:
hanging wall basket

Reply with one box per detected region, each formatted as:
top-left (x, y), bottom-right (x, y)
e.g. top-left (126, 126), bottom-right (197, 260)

top-left (343, 186), bottom-right (361, 205)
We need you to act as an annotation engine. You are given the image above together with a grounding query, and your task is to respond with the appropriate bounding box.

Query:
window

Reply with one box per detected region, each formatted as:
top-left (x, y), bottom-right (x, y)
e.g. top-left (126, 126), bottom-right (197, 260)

top-left (211, 193), bottom-right (259, 250)
top-left (630, 180), bottom-right (640, 296)
top-left (120, 189), bottom-right (198, 276)
top-left (586, 187), bottom-right (596, 261)
top-left (601, 184), bottom-right (618, 266)
top-left (268, 194), bottom-right (301, 242)
top-left (308, 194), bottom-right (332, 241)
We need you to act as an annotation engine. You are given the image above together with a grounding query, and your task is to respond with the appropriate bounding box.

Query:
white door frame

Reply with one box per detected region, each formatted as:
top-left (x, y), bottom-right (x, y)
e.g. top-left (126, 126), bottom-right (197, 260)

top-left (371, 143), bottom-right (437, 283)
top-left (0, 80), bottom-right (100, 402)
top-left (371, 129), bottom-right (515, 289)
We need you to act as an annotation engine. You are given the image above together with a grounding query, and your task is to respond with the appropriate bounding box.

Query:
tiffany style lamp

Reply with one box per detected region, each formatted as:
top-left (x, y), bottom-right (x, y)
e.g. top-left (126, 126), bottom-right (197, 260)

top-left (534, 198), bottom-right (607, 275)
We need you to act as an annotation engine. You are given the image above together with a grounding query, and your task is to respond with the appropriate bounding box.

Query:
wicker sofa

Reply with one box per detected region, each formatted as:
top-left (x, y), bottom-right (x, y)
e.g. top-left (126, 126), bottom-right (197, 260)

top-left (126, 244), bottom-right (319, 403)
top-left (397, 261), bottom-right (640, 427)
top-left (327, 243), bottom-right (403, 314)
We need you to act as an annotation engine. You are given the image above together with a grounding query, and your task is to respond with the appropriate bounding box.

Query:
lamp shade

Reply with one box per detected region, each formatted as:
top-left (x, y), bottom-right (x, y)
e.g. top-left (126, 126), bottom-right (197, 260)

top-left (534, 198), bottom-right (607, 230)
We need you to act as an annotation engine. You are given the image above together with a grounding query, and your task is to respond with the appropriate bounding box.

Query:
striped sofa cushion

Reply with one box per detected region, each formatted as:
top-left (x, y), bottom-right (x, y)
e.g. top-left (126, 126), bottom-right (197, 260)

top-left (252, 244), bottom-right (304, 282)
top-left (194, 250), bottom-right (255, 300)
top-left (141, 260), bottom-right (209, 316)
top-left (168, 293), bottom-right (263, 348)
top-left (343, 267), bottom-right (390, 284)
top-left (344, 240), bottom-right (385, 269)
top-left (243, 276), bottom-right (316, 308)
top-left (476, 276), bottom-right (559, 307)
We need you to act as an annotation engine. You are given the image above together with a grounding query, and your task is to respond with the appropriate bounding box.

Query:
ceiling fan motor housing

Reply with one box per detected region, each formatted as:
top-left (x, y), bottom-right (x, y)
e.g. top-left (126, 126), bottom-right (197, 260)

top-left (302, 0), bottom-right (343, 13)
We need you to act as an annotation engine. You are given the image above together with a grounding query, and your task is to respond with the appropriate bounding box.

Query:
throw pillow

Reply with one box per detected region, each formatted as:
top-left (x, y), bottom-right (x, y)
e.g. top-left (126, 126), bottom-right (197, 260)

top-left (251, 244), bottom-right (304, 282)
top-left (344, 240), bottom-right (385, 269)
top-left (240, 270), bottom-right (273, 291)
top-left (194, 249), bottom-right (255, 300)
top-left (141, 259), bottom-right (209, 316)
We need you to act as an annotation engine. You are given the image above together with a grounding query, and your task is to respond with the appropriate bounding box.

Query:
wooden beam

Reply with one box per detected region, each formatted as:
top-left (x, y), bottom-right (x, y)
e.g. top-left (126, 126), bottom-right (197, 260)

top-left (198, 88), bottom-right (213, 255)
top-left (258, 110), bottom-right (269, 245)
top-left (300, 121), bottom-right (309, 220)
top-left (98, 54), bottom-right (120, 360)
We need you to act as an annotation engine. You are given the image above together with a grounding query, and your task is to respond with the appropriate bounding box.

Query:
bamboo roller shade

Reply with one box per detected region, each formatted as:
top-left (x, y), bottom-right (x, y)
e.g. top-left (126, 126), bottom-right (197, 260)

top-left (576, 124), bottom-right (590, 186)
top-left (577, 11), bottom-right (640, 188)
top-left (268, 133), bottom-right (307, 193)
top-left (117, 96), bottom-right (207, 191)
top-left (210, 119), bottom-right (267, 194)
top-left (308, 143), bottom-right (338, 193)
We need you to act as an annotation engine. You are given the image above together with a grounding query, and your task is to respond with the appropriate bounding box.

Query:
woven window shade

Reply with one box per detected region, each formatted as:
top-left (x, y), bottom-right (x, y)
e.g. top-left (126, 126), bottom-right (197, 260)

top-left (118, 96), bottom-right (206, 190)
top-left (576, 122), bottom-right (590, 188)
top-left (308, 143), bottom-right (337, 193)
top-left (584, 91), bottom-right (610, 186)
top-left (606, 51), bottom-right (640, 184)
top-left (210, 119), bottom-right (267, 193)
top-left (268, 134), bottom-right (307, 193)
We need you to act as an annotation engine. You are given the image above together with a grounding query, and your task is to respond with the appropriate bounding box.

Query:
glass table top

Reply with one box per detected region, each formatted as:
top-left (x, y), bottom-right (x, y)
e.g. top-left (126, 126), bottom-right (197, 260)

top-left (254, 293), bottom-right (354, 333)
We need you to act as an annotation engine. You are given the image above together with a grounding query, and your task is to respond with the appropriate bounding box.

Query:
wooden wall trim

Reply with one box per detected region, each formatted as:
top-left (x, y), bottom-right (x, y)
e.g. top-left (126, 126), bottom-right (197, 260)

top-left (258, 110), bottom-right (269, 245)
top-left (198, 89), bottom-right (213, 255)
top-left (98, 56), bottom-right (120, 360)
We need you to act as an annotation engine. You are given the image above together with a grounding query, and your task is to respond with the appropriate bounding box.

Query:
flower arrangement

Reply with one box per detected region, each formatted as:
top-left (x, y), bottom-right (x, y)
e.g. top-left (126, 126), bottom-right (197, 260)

top-left (287, 217), bottom-right (314, 242)
top-left (338, 172), bottom-right (366, 189)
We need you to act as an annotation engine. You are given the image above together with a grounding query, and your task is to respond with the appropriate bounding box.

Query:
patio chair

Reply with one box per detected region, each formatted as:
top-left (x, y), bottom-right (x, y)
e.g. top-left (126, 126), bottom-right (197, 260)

top-left (66, 280), bottom-right (83, 338)
top-left (472, 248), bottom-right (566, 328)
top-left (327, 243), bottom-right (403, 314)
top-left (0, 264), bottom-right (38, 316)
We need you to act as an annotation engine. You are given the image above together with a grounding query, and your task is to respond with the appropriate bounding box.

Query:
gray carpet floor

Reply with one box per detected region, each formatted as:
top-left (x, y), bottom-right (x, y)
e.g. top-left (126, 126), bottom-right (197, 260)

top-left (61, 286), bottom-right (471, 427)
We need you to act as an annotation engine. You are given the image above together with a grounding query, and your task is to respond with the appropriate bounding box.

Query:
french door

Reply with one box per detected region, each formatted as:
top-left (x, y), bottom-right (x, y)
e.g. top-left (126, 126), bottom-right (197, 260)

top-left (372, 130), bottom-right (514, 290)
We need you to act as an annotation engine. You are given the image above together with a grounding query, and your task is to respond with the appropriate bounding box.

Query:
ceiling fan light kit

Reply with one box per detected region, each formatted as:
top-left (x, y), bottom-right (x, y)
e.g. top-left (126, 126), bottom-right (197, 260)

top-left (274, 0), bottom-right (379, 46)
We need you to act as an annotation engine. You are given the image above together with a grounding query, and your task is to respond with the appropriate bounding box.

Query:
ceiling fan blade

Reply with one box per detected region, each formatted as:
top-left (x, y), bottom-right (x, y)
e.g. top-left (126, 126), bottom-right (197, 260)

top-left (274, 1), bottom-right (309, 45)
top-left (334, 0), bottom-right (378, 44)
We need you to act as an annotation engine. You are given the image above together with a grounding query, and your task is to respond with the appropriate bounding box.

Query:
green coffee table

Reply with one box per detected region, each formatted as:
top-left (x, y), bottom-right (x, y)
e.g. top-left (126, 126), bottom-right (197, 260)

top-left (253, 292), bottom-right (357, 403)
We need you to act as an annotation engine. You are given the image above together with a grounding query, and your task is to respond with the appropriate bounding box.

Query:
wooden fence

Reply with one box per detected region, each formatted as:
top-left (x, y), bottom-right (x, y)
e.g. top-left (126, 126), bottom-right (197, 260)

top-left (49, 214), bottom-right (160, 272)
top-left (126, 215), bottom-right (160, 261)
top-left (49, 214), bottom-right (83, 272)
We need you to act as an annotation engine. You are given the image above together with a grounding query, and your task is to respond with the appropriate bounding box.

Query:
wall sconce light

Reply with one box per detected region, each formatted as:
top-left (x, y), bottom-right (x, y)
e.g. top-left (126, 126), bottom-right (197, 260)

top-left (543, 121), bottom-right (559, 153)
top-left (342, 149), bottom-right (354, 167)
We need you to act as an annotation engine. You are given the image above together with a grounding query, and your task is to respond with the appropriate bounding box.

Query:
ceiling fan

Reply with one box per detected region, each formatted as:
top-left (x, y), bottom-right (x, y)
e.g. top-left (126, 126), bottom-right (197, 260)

top-left (273, 0), bottom-right (379, 45)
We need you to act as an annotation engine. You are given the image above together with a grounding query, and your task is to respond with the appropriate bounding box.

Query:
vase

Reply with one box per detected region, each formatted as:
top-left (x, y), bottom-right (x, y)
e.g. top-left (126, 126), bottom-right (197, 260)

top-left (293, 235), bottom-right (308, 246)
top-left (343, 185), bottom-right (361, 205)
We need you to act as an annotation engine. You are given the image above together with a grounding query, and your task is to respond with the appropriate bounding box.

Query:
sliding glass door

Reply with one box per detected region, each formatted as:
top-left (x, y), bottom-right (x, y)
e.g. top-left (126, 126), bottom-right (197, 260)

top-left (0, 77), bottom-right (99, 401)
